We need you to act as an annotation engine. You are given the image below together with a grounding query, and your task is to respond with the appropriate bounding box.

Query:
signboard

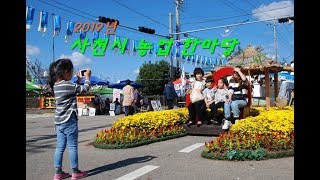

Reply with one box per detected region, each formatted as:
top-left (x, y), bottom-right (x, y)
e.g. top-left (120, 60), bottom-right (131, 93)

top-left (113, 89), bottom-right (121, 103)
top-left (78, 108), bottom-right (96, 116)
top-left (156, 100), bottom-right (162, 110)
top-left (39, 96), bottom-right (55, 109)
top-left (109, 103), bottom-right (115, 116)
top-left (109, 111), bottom-right (115, 116)
top-left (40, 96), bottom-right (95, 109)
top-left (76, 96), bottom-right (95, 108)
top-left (150, 100), bottom-right (162, 111)
top-left (110, 103), bottom-right (115, 111)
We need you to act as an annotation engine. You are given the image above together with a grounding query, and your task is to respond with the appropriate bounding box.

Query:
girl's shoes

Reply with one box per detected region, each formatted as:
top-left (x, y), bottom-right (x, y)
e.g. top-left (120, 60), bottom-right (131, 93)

top-left (71, 170), bottom-right (87, 180)
top-left (187, 121), bottom-right (193, 127)
top-left (197, 121), bottom-right (202, 127)
top-left (53, 172), bottom-right (70, 180)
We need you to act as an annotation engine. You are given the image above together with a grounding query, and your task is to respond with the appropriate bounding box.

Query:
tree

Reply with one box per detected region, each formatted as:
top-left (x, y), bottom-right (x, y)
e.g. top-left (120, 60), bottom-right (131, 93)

top-left (136, 60), bottom-right (170, 96)
top-left (228, 46), bottom-right (243, 61)
top-left (255, 45), bottom-right (264, 52)
top-left (26, 58), bottom-right (49, 93)
top-left (26, 70), bottom-right (32, 81)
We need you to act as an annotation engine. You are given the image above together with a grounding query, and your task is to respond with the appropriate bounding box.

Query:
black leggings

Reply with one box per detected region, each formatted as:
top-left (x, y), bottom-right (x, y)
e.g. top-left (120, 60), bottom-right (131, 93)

top-left (212, 102), bottom-right (224, 123)
top-left (188, 100), bottom-right (205, 123)
top-left (205, 102), bottom-right (224, 122)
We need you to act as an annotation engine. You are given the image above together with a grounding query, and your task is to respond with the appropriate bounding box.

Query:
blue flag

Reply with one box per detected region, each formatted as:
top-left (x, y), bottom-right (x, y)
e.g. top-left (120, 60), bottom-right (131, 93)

top-left (212, 58), bottom-right (217, 66)
top-left (149, 43), bottom-right (155, 57)
top-left (191, 54), bottom-right (196, 65)
top-left (208, 58), bottom-right (212, 67)
top-left (38, 11), bottom-right (48, 33)
top-left (132, 40), bottom-right (139, 55)
top-left (53, 15), bottom-right (61, 37)
top-left (80, 29), bottom-right (86, 40)
top-left (222, 58), bottom-right (227, 65)
top-left (125, 38), bottom-right (130, 54)
top-left (186, 55), bottom-right (191, 64)
top-left (104, 33), bottom-right (110, 39)
top-left (176, 47), bottom-right (181, 58)
top-left (201, 56), bottom-right (206, 66)
top-left (65, 20), bottom-right (74, 42)
top-left (196, 55), bottom-right (201, 66)
top-left (26, 6), bottom-right (35, 30)
top-left (93, 31), bottom-right (99, 42)
top-left (171, 45), bottom-right (176, 59)
top-left (113, 36), bottom-right (120, 52)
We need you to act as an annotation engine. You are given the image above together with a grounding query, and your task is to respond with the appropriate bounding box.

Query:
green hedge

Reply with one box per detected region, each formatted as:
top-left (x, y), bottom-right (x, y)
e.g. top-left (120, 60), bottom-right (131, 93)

top-left (201, 148), bottom-right (294, 161)
top-left (94, 132), bottom-right (187, 149)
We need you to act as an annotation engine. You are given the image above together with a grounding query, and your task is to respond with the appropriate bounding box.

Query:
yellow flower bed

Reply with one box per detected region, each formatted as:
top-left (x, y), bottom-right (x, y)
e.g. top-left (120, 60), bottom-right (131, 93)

top-left (113, 108), bottom-right (189, 131)
top-left (231, 106), bottom-right (294, 135)
top-left (204, 106), bottom-right (294, 158)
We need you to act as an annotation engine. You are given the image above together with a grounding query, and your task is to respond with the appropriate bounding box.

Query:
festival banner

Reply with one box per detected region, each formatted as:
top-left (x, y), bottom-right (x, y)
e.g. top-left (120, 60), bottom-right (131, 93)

top-left (191, 54), bottom-right (196, 65)
top-left (125, 38), bottom-right (130, 54)
top-left (132, 40), bottom-right (139, 56)
top-left (38, 10), bottom-right (48, 33)
top-left (65, 20), bottom-right (74, 42)
top-left (186, 55), bottom-right (191, 64)
top-left (26, 6), bottom-right (35, 30)
top-left (53, 15), bottom-right (61, 37)
top-left (92, 31), bottom-right (99, 42)
top-left (149, 43), bottom-right (155, 57)
top-left (79, 29), bottom-right (86, 40)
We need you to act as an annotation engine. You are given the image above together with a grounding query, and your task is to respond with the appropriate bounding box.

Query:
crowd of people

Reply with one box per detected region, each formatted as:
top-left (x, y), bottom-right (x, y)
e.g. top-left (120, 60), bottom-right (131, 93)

top-left (186, 67), bottom-right (249, 130)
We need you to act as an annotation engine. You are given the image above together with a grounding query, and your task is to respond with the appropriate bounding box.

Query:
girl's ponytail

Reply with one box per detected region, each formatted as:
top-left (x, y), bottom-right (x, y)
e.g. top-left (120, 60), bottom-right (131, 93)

top-left (48, 61), bottom-right (58, 94)
top-left (47, 58), bottom-right (74, 94)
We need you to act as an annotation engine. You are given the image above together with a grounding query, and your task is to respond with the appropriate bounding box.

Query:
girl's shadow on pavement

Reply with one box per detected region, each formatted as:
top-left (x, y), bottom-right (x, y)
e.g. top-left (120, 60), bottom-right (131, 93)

top-left (86, 155), bottom-right (157, 177)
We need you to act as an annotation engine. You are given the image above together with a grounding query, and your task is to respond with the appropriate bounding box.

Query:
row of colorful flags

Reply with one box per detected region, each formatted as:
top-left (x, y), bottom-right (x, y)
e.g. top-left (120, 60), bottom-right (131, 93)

top-left (26, 6), bottom-right (227, 68)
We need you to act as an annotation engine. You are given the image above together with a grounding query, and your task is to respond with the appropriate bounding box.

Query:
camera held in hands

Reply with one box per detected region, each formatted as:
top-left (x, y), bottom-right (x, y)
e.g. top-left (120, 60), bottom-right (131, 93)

top-left (81, 69), bottom-right (87, 76)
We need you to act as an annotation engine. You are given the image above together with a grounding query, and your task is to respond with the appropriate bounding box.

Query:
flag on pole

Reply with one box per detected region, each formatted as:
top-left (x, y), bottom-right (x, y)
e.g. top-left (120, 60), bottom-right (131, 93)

top-left (176, 47), bottom-right (181, 58)
top-left (38, 11), bottom-right (48, 33)
top-left (149, 43), bottom-right (155, 57)
top-left (65, 20), bottom-right (74, 42)
top-left (104, 33), bottom-right (110, 39)
top-left (191, 54), bottom-right (196, 65)
top-left (216, 58), bottom-right (221, 66)
top-left (181, 48), bottom-right (185, 64)
top-left (26, 6), bottom-right (35, 30)
top-left (53, 15), bottom-right (61, 37)
top-left (79, 29), bottom-right (86, 40)
top-left (186, 55), bottom-right (191, 64)
top-left (155, 44), bottom-right (161, 58)
top-left (201, 56), bottom-right (206, 66)
top-left (132, 40), bottom-right (139, 56)
top-left (92, 31), bottom-right (99, 42)
top-left (181, 54), bottom-right (186, 63)
top-left (208, 58), bottom-right (212, 67)
top-left (222, 58), bottom-right (227, 65)
top-left (212, 58), bottom-right (217, 67)
top-left (125, 38), bottom-right (130, 54)
top-left (171, 45), bottom-right (176, 59)
top-left (196, 55), bottom-right (201, 66)
top-left (113, 36), bottom-right (120, 52)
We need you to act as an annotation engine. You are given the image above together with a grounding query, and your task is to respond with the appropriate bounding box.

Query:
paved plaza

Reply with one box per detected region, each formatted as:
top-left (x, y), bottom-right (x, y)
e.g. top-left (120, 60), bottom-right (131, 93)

top-left (26, 113), bottom-right (293, 180)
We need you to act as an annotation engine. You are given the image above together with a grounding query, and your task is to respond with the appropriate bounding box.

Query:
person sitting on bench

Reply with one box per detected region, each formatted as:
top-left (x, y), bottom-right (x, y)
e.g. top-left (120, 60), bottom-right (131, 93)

top-left (187, 67), bottom-right (206, 127)
top-left (203, 78), bottom-right (216, 125)
top-left (211, 77), bottom-right (230, 125)
top-left (222, 67), bottom-right (249, 130)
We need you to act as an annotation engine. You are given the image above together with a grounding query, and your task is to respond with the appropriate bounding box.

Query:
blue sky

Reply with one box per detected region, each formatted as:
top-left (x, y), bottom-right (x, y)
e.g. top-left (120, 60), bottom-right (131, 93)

top-left (26, 0), bottom-right (294, 83)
